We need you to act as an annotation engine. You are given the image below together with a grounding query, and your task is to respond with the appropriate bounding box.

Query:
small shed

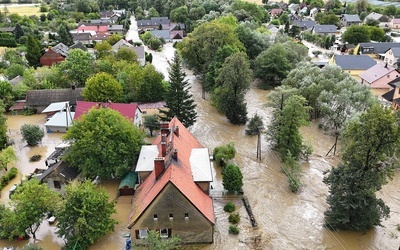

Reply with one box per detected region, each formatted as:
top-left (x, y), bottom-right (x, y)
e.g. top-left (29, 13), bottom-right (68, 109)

top-left (118, 172), bottom-right (138, 196)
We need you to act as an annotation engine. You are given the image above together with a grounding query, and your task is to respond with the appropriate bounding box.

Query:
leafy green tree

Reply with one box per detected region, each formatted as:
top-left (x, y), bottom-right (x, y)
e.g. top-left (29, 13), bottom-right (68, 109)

top-left (4, 63), bottom-right (24, 80)
top-left (64, 108), bottom-right (145, 178)
top-left (213, 52), bottom-right (252, 125)
top-left (235, 24), bottom-right (270, 60)
top-left (245, 113), bottom-right (264, 135)
top-left (0, 102), bottom-right (8, 151)
top-left (147, 7), bottom-right (160, 18)
top-left (355, 0), bottom-right (368, 13)
top-left (222, 164), bottom-right (243, 192)
top-left (254, 44), bottom-right (291, 87)
top-left (170, 5), bottom-right (188, 23)
top-left (56, 180), bottom-right (117, 249)
top-left (0, 80), bottom-right (14, 108)
top-left (324, 105), bottom-right (400, 232)
top-left (60, 49), bottom-right (94, 86)
top-left (83, 72), bottom-right (123, 102)
top-left (213, 142), bottom-right (236, 167)
top-left (0, 146), bottom-right (17, 171)
top-left (383, 4), bottom-right (397, 16)
top-left (116, 47), bottom-right (138, 62)
top-left (11, 179), bottom-right (60, 239)
top-left (136, 65), bottom-right (165, 103)
top-left (94, 40), bottom-right (112, 59)
top-left (143, 230), bottom-right (181, 249)
top-left (20, 124), bottom-right (45, 147)
top-left (159, 52), bottom-right (197, 127)
top-left (189, 6), bottom-right (206, 20)
top-left (267, 95), bottom-right (311, 160)
top-left (230, 0), bottom-right (264, 23)
top-left (368, 26), bottom-right (386, 42)
top-left (25, 35), bottom-right (42, 68)
top-left (179, 18), bottom-right (244, 76)
top-left (144, 114), bottom-right (160, 137)
top-left (342, 25), bottom-right (370, 44)
top-left (281, 151), bottom-right (302, 193)
top-left (0, 204), bottom-right (17, 239)
top-left (57, 23), bottom-right (73, 46)
top-left (107, 33), bottom-right (123, 45)
top-left (315, 13), bottom-right (340, 26)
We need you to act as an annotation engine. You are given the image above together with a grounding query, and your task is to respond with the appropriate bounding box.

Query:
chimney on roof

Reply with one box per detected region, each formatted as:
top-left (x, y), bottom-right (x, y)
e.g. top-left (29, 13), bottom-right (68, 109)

top-left (172, 149), bottom-right (178, 160)
top-left (174, 126), bottom-right (179, 137)
top-left (161, 141), bottom-right (167, 157)
top-left (385, 62), bottom-right (388, 68)
top-left (154, 157), bottom-right (165, 179)
top-left (160, 121), bottom-right (169, 136)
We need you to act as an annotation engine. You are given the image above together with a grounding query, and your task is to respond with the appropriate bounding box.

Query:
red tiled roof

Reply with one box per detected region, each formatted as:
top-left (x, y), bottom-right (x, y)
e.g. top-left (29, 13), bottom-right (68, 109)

top-left (75, 24), bottom-right (108, 32)
top-left (128, 117), bottom-right (215, 227)
top-left (74, 101), bottom-right (139, 121)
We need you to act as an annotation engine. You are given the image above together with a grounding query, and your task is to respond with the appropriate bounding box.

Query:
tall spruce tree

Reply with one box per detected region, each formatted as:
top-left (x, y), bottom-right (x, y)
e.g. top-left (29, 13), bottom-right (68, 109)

top-left (324, 105), bottom-right (400, 232)
top-left (57, 23), bottom-right (73, 46)
top-left (13, 23), bottom-right (24, 41)
top-left (159, 51), bottom-right (197, 127)
top-left (25, 35), bottom-right (42, 68)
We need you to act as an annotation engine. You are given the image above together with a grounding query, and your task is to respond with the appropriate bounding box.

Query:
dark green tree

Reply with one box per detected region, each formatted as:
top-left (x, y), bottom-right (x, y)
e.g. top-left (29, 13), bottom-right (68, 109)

top-left (245, 113), bottom-right (264, 135)
top-left (83, 72), bottom-right (123, 102)
top-left (13, 23), bottom-right (24, 41)
top-left (20, 124), bottom-right (45, 147)
top-left (324, 105), bottom-right (400, 232)
top-left (57, 23), bottom-right (73, 46)
top-left (342, 25), bottom-right (370, 44)
top-left (25, 35), bottom-right (42, 68)
top-left (144, 114), bottom-right (160, 137)
top-left (159, 52), bottom-right (197, 127)
top-left (0, 101), bottom-right (7, 151)
top-left (56, 180), bottom-right (117, 249)
top-left (213, 52), bottom-right (252, 125)
top-left (64, 108), bottom-right (145, 179)
top-left (0, 80), bottom-right (15, 108)
top-left (59, 49), bottom-right (94, 86)
top-left (213, 142), bottom-right (236, 167)
top-left (222, 164), bottom-right (243, 193)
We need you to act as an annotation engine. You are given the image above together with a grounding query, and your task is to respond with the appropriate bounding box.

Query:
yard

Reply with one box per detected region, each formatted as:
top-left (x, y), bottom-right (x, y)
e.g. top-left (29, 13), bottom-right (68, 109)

top-left (5, 5), bottom-right (42, 16)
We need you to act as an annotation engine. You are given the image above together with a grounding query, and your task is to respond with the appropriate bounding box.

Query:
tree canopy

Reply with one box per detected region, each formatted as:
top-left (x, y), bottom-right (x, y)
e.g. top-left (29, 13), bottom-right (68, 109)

top-left (83, 72), bottom-right (123, 102)
top-left (64, 108), bottom-right (145, 179)
top-left (56, 180), bottom-right (117, 249)
top-left (20, 124), bottom-right (44, 146)
top-left (222, 163), bottom-right (244, 192)
top-left (60, 49), bottom-right (94, 87)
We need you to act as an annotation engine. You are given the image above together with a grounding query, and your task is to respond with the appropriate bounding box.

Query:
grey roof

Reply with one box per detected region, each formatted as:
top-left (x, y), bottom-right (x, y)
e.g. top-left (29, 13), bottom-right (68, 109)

top-left (51, 43), bottom-right (69, 57)
top-left (87, 19), bottom-right (112, 24)
top-left (312, 25), bottom-right (337, 33)
top-left (70, 41), bottom-right (88, 51)
top-left (365, 12), bottom-right (383, 21)
top-left (342, 14), bottom-right (361, 22)
top-left (360, 42), bottom-right (400, 54)
top-left (133, 46), bottom-right (145, 59)
top-left (9, 75), bottom-right (23, 86)
top-left (100, 11), bottom-right (113, 18)
top-left (334, 55), bottom-right (377, 70)
top-left (112, 39), bottom-right (134, 50)
top-left (292, 20), bottom-right (316, 29)
top-left (72, 33), bottom-right (91, 41)
top-left (37, 161), bottom-right (80, 182)
top-left (150, 30), bottom-right (170, 40)
top-left (107, 25), bottom-right (124, 31)
top-left (26, 88), bottom-right (84, 106)
top-left (390, 47), bottom-right (400, 57)
top-left (137, 17), bottom-right (170, 27)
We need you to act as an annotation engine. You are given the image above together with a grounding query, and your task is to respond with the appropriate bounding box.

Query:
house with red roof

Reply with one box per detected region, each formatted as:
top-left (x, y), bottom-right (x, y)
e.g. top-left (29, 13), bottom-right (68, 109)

top-left (127, 117), bottom-right (215, 244)
top-left (359, 63), bottom-right (400, 97)
top-left (74, 101), bottom-right (142, 126)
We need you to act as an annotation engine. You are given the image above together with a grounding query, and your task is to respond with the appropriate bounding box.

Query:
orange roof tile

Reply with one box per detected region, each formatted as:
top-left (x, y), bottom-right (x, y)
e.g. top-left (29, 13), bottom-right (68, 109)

top-left (128, 117), bottom-right (215, 227)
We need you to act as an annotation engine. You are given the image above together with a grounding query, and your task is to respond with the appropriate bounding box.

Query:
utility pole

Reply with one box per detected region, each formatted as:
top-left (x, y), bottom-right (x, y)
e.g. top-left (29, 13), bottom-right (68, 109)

top-left (256, 127), bottom-right (261, 161)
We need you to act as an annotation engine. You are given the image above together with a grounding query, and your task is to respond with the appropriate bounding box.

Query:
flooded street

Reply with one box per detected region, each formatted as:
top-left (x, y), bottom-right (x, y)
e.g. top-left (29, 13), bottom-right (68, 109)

top-left (1, 44), bottom-right (400, 249)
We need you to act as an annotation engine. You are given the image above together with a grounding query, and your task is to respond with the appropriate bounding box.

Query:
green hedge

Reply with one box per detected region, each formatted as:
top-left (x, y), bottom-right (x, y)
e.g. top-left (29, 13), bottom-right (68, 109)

top-left (0, 167), bottom-right (18, 190)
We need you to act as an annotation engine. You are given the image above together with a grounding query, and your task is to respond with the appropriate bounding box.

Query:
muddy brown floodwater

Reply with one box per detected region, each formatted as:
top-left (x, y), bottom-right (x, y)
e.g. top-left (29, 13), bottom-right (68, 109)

top-left (2, 44), bottom-right (400, 250)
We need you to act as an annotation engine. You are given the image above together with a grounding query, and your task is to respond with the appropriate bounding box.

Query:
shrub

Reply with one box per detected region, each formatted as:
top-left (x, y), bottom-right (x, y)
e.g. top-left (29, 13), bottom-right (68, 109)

top-left (224, 201), bottom-right (236, 213)
top-left (229, 225), bottom-right (239, 235)
top-left (29, 154), bottom-right (41, 162)
top-left (228, 213), bottom-right (240, 224)
top-left (0, 167), bottom-right (18, 190)
top-left (222, 164), bottom-right (243, 193)
top-left (20, 124), bottom-right (44, 146)
top-left (245, 113), bottom-right (264, 136)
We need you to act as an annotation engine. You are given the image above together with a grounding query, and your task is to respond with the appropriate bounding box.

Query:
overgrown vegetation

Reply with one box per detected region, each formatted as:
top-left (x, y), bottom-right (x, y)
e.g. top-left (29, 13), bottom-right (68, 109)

top-left (229, 225), bottom-right (239, 235)
top-left (0, 167), bottom-right (18, 190)
top-left (224, 201), bottom-right (236, 213)
top-left (213, 142), bottom-right (236, 167)
top-left (20, 124), bottom-right (44, 146)
top-left (228, 213), bottom-right (240, 224)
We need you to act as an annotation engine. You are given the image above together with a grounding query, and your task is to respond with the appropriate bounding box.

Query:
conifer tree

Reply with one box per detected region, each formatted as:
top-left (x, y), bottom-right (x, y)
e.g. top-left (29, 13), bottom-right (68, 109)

top-left (25, 35), bottom-right (42, 68)
top-left (13, 23), bottom-right (24, 41)
top-left (57, 23), bottom-right (73, 46)
top-left (159, 51), bottom-right (197, 127)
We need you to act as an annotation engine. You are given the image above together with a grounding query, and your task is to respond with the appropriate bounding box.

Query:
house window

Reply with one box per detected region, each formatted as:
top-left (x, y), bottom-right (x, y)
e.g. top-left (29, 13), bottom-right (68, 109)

top-left (139, 229), bottom-right (148, 239)
top-left (53, 181), bottom-right (61, 189)
top-left (153, 214), bottom-right (158, 220)
top-left (142, 111), bottom-right (147, 114)
top-left (184, 213), bottom-right (189, 220)
top-left (160, 228), bottom-right (169, 238)
top-left (388, 75), bottom-right (391, 78)
top-left (169, 213), bottom-right (173, 220)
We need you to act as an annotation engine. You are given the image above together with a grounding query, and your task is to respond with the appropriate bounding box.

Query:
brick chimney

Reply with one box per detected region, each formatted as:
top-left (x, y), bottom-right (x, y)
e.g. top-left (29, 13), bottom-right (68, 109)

top-left (154, 157), bottom-right (165, 179)
top-left (161, 142), bottom-right (167, 157)
top-left (160, 121), bottom-right (169, 136)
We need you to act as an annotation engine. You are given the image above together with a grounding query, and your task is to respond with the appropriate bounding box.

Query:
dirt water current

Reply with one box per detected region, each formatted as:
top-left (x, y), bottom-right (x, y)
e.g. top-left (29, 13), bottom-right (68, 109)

top-left (1, 44), bottom-right (400, 249)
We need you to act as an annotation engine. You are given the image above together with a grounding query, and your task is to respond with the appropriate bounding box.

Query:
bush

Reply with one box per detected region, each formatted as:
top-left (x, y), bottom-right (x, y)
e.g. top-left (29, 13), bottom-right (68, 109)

top-left (0, 167), bottom-right (18, 190)
top-left (245, 113), bottom-right (264, 136)
top-left (29, 154), bottom-right (41, 162)
top-left (228, 213), bottom-right (240, 224)
top-left (20, 124), bottom-right (45, 146)
top-left (224, 201), bottom-right (236, 213)
top-left (222, 164), bottom-right (243, 193)
top-left (229, 225), bottom-right (239, 235)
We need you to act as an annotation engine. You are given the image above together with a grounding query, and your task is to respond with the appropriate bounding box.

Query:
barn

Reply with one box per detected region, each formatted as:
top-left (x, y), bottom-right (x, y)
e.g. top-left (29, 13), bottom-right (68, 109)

top-left (118, 172), bottom-right (138, 196)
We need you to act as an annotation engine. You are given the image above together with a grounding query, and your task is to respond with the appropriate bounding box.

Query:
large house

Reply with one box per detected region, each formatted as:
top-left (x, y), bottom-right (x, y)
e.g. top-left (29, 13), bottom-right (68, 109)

top-left (40, 43), bottom-right (69, 66)
top-left (74, 101), bottom-right (142, 126)
top-left (311, 25), bottom-right (337, 36)
top-left (329, 55), bottom-right (377, 80)
top-left (355, 42), bottom-right (400, 59)
top-left (128, 117), bottom-right (215, 244)
top-left (292, 19), bottom-right (316, 31)
top-left (340, 14), bottom-right (361, 27)
top-left (384, 47), bottom-right (400, 67)
top-left (359, 63), bottom-right (400, 96)
top-left (112, 39), bottom-right (146, 66)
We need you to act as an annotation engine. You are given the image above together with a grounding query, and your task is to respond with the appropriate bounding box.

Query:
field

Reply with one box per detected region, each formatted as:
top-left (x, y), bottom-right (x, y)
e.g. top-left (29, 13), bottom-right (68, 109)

top-left (5, 5), bottom-right (41, 16)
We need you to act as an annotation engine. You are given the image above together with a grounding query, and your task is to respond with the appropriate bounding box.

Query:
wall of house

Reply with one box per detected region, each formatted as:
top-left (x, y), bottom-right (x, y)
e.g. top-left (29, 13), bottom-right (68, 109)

top-left (138, 171), bottom-right (151, 184)
top-left (371, 72), bottom-right (400, 89)
top-left (40, 50), bottom-right (65, 66)
top-left (42, 174), bottom-right (67, 193)
top-left (372, 88), bottom-right (391, 98)
top-left (130, 182), bottom-right (214, 244)
top-left (134, 107), bottom-right (143, 127)
top-left (45, 125), bottom-right (68, 133)
top-left (196, 182), bottom-right (210, 194)
top-left (384, 51), bottom-right (397, 66)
